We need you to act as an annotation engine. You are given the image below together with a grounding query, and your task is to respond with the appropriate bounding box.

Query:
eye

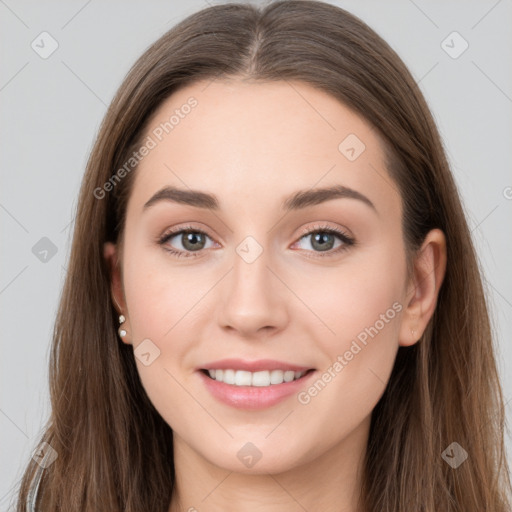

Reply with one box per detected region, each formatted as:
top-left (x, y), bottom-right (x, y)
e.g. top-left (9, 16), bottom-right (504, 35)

top-left (158, 222), bottom-right (355, 259)
top-left (158, 224), bottom-right (216, 258)
top-left (291, 223), bottom-right (355, 258)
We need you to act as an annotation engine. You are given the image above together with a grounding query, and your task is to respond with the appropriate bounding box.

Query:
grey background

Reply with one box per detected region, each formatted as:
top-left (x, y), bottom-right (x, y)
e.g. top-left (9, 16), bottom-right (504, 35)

top-left (1, 0), bottom-right (511, 509)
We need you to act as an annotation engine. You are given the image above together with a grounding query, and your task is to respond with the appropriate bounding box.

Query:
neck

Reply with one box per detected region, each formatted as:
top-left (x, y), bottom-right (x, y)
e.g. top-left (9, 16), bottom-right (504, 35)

top-left (168, 416), bottom-right (370, 512)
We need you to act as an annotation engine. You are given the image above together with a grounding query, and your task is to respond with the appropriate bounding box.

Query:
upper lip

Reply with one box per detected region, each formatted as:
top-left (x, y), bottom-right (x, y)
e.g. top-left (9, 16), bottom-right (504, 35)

top-left (198, 359), bottom-right (314, 372)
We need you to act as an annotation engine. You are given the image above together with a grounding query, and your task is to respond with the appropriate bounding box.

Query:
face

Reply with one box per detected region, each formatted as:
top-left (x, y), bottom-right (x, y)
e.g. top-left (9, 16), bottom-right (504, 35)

top-left (105, 79), bottom-right (414, 474)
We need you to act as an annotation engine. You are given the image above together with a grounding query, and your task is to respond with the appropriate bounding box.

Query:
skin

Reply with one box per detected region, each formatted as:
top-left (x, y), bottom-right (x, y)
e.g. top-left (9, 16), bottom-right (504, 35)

top-left (104, 79), bottom-right (446, 512)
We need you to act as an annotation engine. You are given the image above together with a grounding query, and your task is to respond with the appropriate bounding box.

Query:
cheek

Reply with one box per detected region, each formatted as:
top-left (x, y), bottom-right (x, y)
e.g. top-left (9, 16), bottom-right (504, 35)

top-left (293, 241), bottom-right (405, 348)
top-left (293, 244), bottom-right (405, 410)
top-left (121, 244), bottom-right (216, 424)
top-left (123, 237), bottom-right (206, 341)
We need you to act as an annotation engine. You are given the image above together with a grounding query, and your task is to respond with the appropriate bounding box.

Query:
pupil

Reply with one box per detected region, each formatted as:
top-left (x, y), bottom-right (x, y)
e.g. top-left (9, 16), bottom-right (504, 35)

top-left (312, 232), bottom-right (334, 251)
top-left (183, 232), bottom-right (204, 251)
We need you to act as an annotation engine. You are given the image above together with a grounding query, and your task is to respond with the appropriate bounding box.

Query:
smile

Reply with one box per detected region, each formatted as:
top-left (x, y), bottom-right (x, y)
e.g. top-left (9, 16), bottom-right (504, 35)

top-left (197, 362), bottom-right (317, 409)
top-left (202, 368), bottom-right (313, 387)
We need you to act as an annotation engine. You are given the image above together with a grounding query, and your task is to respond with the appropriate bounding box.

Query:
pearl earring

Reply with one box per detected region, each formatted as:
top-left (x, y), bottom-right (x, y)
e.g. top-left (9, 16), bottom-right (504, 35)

top-left (118, 314), bottom-right (127, 338)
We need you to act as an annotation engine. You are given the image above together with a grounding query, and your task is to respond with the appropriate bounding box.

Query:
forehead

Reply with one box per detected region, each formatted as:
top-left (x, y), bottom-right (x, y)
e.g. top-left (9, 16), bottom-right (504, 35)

top-left (127, 79), bottom-right (401, 220)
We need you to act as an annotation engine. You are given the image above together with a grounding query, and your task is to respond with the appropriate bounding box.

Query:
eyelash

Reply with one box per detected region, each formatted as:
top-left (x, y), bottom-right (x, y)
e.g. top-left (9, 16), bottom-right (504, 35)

top-left (157, 223), bottom-right (356, 259)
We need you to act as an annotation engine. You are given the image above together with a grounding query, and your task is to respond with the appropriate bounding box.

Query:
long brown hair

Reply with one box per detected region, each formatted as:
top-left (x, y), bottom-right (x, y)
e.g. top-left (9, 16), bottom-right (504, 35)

top-left (14, 1), bottom-right (511, 510)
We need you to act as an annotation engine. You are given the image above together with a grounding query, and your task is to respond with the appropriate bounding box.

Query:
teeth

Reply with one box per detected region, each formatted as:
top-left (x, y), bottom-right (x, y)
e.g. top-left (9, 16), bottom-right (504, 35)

top-left (205, 369), bottom-right (307, 386)
top-left (223, 369), bottom-right (236, 384)
top-left (235, 370), bottom-right (252, 386)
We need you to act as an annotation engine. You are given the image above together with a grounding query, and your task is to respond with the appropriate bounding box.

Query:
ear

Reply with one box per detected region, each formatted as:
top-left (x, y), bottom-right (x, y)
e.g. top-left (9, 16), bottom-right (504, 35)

top-left (103, 241), bottom-right (127, 315)
top-left (399, 228), bottom-right (447, 347)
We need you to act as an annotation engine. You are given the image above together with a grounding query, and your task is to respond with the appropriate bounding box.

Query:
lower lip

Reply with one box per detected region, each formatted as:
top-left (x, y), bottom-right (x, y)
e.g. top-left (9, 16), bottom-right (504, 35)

top-left (198, 370), bottom-right (316, 410)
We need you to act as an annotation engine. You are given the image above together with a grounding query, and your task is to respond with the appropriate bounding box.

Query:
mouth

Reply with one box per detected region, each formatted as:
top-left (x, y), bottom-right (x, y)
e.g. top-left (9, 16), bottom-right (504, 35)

top-left (200, 368), bottom-right (316, 387)
top-left (196, 360), bottom-right (317, 410)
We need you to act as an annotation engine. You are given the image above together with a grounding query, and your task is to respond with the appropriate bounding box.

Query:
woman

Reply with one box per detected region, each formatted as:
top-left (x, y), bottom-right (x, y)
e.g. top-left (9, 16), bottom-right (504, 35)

top-left (16, 1), bottom-right (511, 510)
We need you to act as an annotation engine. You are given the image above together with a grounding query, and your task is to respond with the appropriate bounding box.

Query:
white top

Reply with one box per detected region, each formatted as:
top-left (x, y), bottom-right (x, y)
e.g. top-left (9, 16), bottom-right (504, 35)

top-left (25, 456), bottom-right (46, 512)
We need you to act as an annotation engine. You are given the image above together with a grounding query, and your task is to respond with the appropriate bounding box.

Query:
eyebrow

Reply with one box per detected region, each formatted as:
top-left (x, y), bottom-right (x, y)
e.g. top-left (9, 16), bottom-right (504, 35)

top-left (143, 184), bottom-right (377, 214)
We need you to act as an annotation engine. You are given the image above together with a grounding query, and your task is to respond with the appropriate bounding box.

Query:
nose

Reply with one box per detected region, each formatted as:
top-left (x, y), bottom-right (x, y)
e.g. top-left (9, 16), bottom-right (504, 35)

top-left (216, 240), bottom-right (289, 339)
